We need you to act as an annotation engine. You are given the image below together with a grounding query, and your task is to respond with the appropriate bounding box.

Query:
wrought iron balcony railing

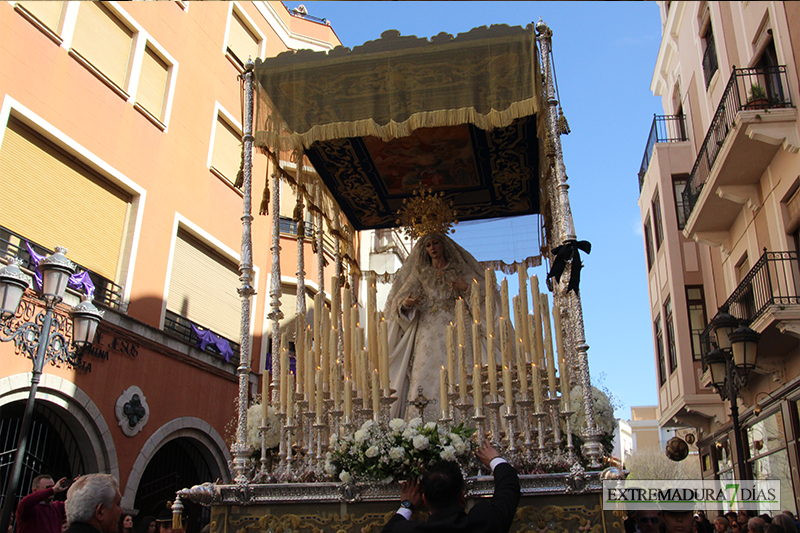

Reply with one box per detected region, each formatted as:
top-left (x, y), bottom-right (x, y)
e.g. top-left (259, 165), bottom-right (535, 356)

top-left (682, 66), bottom-right (794, 223)
top-left (0, 225), bottom-right (124, 311)
top-left (638, 114), bottom-right (689, 190)
top-left (279, 216), bottom-right (336, 256)
top-left (702, 35), bottom-right (718, 89)
top-left (699, 249), bottom-right (800, 359)
top-left (164, 310), bottom-right (241, 365)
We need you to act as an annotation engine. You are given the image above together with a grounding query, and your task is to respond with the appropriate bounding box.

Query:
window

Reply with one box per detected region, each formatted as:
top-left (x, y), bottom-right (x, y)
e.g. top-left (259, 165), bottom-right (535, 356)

top-left (226, 5), bottom-right (262, 69)
top-left (747, 410), bottom-right (795, 511)
top-left (644, 216), bottom-right (655, 271)
top-left (673, 174), bottom-right (689, 229)
top-left (15, 1), bottom-right (65, 37)
top-left (166, 227), bottom-right (241, 343)
top-left (0, 116), bottom-right (130, 281)
top-left (700, 11), bottom-right (718, 89)
top-left (71, 2), bottom-right (134, 92)
top-left (135, 45), bottom-right (170, 123)
top-left (655, 315), bottom-right (666, 386)
top-left (665, 296), bottom-right (677, 373)
top-left (652, 189), bottom-right (664, 249)
top-left (686, 286), bottom-right (707, 361)
top-left (209, 106), bottom-right (242, 187)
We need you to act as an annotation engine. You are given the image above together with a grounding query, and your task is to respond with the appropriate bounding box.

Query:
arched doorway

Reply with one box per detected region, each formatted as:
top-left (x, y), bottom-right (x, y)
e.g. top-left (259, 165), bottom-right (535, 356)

top-left (0, 401), bottom-right (84, 510)
top-left (134, 437), bottom-right (213, 531)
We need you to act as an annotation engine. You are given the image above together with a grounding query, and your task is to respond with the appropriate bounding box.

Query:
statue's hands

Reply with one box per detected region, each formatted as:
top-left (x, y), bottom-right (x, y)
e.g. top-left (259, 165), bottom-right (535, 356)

top-left (403, 292), bottom-right (421, 309)
top-left (450, 276), bottom-right (469, 292)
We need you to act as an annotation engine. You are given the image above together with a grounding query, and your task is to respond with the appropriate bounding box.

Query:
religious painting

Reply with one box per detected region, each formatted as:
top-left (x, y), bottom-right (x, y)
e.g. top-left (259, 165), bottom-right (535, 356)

top-left (362, 125), bottom-right (480, 195)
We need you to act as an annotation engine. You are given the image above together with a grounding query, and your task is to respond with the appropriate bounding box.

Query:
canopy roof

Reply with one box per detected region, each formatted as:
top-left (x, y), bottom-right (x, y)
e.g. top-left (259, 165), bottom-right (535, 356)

top-left (254, 23), bottom-right (545, 231)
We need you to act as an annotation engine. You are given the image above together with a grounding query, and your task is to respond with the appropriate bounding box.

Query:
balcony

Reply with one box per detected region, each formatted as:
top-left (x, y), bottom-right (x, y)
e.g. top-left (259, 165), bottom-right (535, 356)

top-left (638, 114), bottom-right (689, 190)
top-left (0, 225), bottom-right (124, 310)
top-left (682, 66), bottom-right (797, 237)
top-left (164, 310), bottom-right (241, 365)
top-left (699, 249), bottom-right (800, 359)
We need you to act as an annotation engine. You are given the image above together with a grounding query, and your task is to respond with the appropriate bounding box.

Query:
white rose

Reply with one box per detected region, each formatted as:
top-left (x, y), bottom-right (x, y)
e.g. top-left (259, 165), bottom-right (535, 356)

top-left (440, 445), bottom-right (456, 461)
top-left (408, 417), bottom-right (423, 428)
top-left (425, 421), bottom-right (437, 430)
top-left (389, 447), bottom-right (405, 460)
top-left (413, 435), bottom-right (429, 450)
top-left (354, 429), bottom-right (368, 443)
top-left (361, 419), bottom-right (375, 431)
top-left (402, 427), bottom-right (418, 439)
top-left (366, 446), bottom-right (379, 458)
top-left (339, 471), bottom-right (352, 484)
top-left (330, 433), bottom-right (339, 447)
top-left (389, 418), bottom-right (406, 433)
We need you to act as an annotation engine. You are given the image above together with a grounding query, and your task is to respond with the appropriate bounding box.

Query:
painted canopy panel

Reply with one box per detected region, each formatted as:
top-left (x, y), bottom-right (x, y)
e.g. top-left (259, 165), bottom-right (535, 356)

top-left (253, 24), bottom-right (543, 230)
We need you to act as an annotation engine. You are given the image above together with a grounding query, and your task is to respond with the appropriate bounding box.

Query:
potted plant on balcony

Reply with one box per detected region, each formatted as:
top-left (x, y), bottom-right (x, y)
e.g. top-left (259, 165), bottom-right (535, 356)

top-left (746, 83), bottom-right (769, 109)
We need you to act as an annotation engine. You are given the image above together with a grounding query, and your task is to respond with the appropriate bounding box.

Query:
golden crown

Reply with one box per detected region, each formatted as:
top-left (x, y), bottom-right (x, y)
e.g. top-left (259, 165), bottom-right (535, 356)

top-left (396, 188), bottom-right (457, 239)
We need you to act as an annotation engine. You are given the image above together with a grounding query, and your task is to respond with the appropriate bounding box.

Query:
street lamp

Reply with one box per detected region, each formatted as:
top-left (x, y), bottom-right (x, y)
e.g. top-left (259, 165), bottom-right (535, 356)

top-left (703, 311), bottom-right (760, 483)
top-left (0, 248), bottom-right (104, 533)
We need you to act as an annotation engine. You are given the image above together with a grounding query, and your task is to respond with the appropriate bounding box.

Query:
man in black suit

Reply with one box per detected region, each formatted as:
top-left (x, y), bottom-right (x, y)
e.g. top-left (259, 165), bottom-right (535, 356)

top-left (382, 440), bottom-right (520, 533)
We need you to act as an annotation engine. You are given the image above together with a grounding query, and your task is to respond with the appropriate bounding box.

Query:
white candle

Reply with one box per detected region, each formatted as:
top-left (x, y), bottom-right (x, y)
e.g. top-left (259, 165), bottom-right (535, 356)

top-left (517, 264), bottom-right (531, 360)
top-left (371, 369), bottom-right (380, 418)
top-left (502, 365), bottom-right (513, 409)
top-left (485, 268), bottom-right (495, 339)
top-left (472, 362), bottom-right (482, 411)
top-left (456, 298), bottom-right (466, 348)
top-left (315, 367), bottom-right (323, 421)
top-left (440, 366), bottom-right (448, 419)
top-left (296, 313), bottom-right (305, 395)
top-left (344, 376), bottom-right (352, 418)
top-left (287, 372), bottom-right (294, 422)
top-left (487, 334), bottom-right (498, 399)
top-left (447, 324), bottom-right (455, 394)
top-left (530, 276), bottom-right (543, 369)
top-left (459, 344), bottom-right (467, 403)
top-left (380, 320), bottom-right (390, 393)
top-left (343, 290), bottom-right (352, 377)
top-left (541, 294), bottom-right (557, 397)
top-left (500, 278), bottom-right (510, 326)
top-left (471, 279), bottom-right (481, 325)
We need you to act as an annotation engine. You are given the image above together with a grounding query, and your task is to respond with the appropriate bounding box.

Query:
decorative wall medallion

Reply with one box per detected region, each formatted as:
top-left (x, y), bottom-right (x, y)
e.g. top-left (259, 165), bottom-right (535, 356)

top-left (115, 386), bottom-right (150, 437)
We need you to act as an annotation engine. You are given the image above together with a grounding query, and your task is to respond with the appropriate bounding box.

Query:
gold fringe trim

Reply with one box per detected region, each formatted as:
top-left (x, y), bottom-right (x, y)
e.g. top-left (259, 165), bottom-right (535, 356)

top-left (254, 98), bottom-right (539, 152)
top-left (480, 255), bottom-right (542, 275)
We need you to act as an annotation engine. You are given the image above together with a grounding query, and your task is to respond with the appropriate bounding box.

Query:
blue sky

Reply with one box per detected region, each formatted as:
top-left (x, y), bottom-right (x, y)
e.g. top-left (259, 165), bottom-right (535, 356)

top-left (287, 2), bottom-right (666, 418)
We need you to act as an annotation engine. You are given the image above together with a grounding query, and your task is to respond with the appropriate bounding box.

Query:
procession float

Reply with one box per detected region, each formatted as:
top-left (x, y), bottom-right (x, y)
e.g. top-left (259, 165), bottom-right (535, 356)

top-left (174, 19), bottom-right (623, 533)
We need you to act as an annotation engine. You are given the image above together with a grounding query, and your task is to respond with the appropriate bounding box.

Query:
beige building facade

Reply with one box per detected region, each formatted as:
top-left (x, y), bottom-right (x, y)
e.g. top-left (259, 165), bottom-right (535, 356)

top-left (0, 2), bottom-right (341, 529)
top-left (639, 0), bottom-right (800, 511)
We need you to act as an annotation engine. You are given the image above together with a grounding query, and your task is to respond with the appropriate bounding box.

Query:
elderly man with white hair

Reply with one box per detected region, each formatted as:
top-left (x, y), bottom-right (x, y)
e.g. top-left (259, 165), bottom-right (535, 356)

top-left (63, 474), bottom-right (122, 533)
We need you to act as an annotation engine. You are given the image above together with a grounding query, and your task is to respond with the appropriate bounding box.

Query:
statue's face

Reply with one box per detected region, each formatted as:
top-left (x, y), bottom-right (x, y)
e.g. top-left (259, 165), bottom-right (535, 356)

top-left (425, 239), bottom-right (443, 261)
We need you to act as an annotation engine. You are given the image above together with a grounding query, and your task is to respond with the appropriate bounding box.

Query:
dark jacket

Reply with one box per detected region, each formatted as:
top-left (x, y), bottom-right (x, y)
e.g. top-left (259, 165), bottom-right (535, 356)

top-left (64, 523), bottom-right (102, 533)
top-left (382, 463), bottom-right (521, 533)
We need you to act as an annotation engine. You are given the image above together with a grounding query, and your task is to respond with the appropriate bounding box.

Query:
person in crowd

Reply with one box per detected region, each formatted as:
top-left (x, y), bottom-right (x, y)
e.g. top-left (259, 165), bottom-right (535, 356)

top-left (773, 513), bottom-right (797, 533)
top-left (381, 440), bottom-right (519, 533)
top-left (714, 516), bottom-right (731, 533)
top-left (15, 474), bottom-right (69, 533)
top-left (748, 517), bottom-right (766, 533)
top-left (120, 514), bottom-right (134, 533)
top-left (136, 516), bottom-right (156, 533)
top-left (696, 512), bottom-right (713, 533)
top-left (64, 474), bottom-right (123, 533)
top-left (660, 510), bottom-right (695, 533)
top-left (635, 511), bottom-right (661, 533)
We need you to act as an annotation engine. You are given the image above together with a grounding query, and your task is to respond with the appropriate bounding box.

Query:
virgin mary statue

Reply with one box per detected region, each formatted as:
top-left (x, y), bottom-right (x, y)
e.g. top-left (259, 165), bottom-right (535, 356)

top-left (386, 231), bottom-right (501, 419)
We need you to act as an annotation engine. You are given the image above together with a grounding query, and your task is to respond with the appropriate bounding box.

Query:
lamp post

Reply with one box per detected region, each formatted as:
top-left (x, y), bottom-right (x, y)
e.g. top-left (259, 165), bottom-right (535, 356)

top-left (0, 248), bottom-right (103, 533)
top-left (703, 312), bottom-right (760, 482)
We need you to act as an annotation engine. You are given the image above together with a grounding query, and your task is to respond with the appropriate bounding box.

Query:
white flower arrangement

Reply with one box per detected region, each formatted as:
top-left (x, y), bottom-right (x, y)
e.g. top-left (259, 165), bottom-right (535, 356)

top-left (245, 403), bottom-right (281, 451)
top-left (568, 385), bottom-right (617, 435)
top-left (327, 418), bottom-right (476, 483)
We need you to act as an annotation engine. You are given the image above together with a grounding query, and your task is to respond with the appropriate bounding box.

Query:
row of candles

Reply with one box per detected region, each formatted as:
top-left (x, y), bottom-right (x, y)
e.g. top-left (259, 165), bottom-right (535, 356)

top-left (438, 265), bottom-right (570, 419)
top-left (262, 265), bottom-right (571, 427)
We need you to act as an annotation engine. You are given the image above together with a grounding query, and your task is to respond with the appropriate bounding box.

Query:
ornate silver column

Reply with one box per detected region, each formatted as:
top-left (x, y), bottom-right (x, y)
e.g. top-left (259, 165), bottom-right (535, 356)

top-left (269, 171), bottom-right (283, 407)
top-left (233, 59), bottom-right (257, 484)
top-left (536, 20), bottom-right (602, 468)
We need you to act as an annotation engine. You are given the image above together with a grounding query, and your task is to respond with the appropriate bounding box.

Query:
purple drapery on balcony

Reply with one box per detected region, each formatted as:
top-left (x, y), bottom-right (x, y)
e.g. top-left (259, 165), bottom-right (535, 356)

top-left (190, 322), bottom-right (234, 362)
top-left (26, 242), bottom-right (96, 298)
